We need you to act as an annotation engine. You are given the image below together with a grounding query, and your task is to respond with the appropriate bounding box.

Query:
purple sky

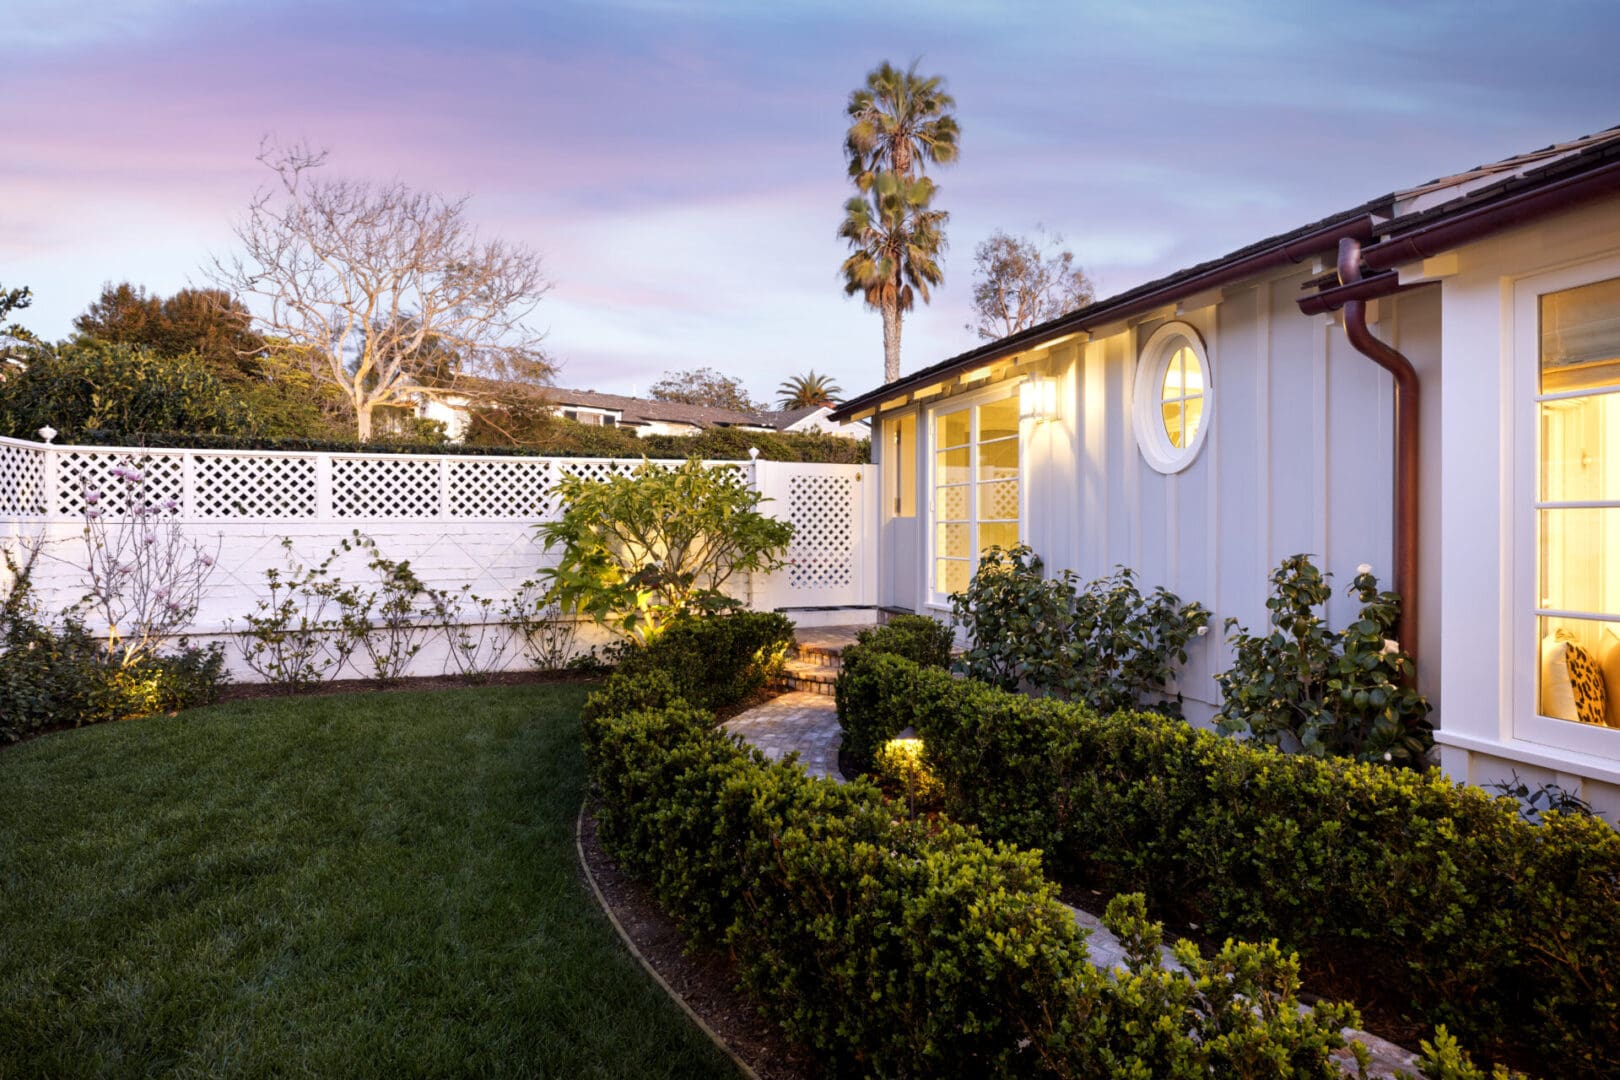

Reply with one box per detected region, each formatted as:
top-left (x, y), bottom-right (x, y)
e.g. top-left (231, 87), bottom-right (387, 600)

top-left (7, 1), bottom-right (1619, 406)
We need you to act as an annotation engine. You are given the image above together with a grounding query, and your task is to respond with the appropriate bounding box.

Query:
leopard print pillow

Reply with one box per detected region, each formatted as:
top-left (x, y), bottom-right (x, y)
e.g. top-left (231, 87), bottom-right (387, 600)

top-left (1565, 640), bottom-right (1609, 727)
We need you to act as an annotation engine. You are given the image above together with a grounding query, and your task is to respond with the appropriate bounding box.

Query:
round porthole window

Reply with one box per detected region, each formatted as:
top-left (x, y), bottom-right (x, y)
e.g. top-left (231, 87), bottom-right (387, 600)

top-left (1133, 321), bottom-right (1213, 473)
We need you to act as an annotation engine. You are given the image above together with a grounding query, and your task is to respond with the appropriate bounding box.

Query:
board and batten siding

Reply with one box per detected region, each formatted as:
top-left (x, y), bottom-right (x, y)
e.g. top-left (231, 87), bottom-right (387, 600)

top-left (881, 267), bottom-right (1442, 727)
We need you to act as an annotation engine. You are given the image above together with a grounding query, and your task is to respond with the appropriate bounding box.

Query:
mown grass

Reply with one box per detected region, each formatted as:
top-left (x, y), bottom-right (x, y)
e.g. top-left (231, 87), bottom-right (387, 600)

top-left (0, 683), bottom-right (736, 1078)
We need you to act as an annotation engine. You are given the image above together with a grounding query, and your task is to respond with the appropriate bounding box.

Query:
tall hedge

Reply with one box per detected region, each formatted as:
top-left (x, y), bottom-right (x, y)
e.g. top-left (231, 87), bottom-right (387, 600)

top-left (836, 654), bottom-right (1619, 1078)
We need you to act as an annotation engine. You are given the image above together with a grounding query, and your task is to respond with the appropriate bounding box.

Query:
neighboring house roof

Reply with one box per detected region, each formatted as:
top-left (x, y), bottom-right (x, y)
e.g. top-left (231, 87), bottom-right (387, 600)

top-left (830, 122), bottom-right (1620, 422)
top-left (545, 388), bottom-right (778, 430)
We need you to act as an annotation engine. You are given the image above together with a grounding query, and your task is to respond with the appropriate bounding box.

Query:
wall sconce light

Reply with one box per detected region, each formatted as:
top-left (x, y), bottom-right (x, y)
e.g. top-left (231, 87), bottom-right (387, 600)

top-left (1019, 376), bottom-right (1058, 423)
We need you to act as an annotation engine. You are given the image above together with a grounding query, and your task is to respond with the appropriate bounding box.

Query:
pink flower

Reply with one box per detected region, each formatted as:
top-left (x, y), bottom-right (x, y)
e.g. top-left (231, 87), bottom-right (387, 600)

top-left (200, 554), bottom-right (215, 567)
top-left (84, 490), bottom-right (100, 506)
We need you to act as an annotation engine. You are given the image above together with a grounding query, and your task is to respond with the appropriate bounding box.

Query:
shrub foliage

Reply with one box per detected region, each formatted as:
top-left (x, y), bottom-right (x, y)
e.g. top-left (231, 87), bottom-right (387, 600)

top-left (839, 652), bottom-right (1613, 1078)
top-left (583, 666), bottom-right (1399, 1078)
top-left (537, 458), bottom-right (793, 644)
top-left (950, 545), bottom-right (1210, 717)
top-left (1217, 553), bottom-right (1433, 764)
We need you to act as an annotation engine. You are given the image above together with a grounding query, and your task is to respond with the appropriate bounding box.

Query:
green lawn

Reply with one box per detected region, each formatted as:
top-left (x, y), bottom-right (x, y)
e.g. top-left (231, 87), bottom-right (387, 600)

top-left (0, 683), bottom-right (736, 1079)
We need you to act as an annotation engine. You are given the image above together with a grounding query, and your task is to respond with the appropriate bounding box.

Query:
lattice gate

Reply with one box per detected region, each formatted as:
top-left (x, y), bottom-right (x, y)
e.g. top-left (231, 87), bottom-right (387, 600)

top-left (752, 462), bottom-right (877, 609)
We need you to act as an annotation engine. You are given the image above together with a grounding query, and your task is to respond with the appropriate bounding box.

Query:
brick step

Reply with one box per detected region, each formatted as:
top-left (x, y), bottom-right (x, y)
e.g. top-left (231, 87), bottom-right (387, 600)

top-left (789, 642), bottom-right (844, 668)
top-left (778, 657), bottom-right (839, 696)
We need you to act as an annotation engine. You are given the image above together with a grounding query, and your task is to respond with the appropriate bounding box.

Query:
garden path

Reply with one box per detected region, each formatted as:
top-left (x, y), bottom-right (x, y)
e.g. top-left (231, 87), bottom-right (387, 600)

top-left (720, 632), bottom-right (1418, 1078)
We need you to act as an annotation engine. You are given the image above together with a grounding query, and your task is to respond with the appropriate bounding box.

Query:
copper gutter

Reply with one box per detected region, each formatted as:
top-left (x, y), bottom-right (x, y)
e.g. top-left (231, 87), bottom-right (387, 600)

top-left (1361, 156), bottom-right (1620, 271)
top-left (1333, 237), bottom-right (1421, 649)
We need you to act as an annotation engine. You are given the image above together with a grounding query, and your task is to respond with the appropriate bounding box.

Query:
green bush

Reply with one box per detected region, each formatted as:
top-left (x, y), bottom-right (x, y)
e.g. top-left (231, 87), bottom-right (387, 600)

top-left (951, 545), bottom-right (1210, 717)
top-left (611, 611), bottom-right (793, 711)
top-left (831, 614), bottom-right (954, 774)
top-left (0, 619), bottom-right (227, 742)
top-left (834, 648), bottom-right (928, 774)
top-left (1217, 554), bottom-right (1433, 765)
top-left (843, 654), bottom-right (1616, 1078)
top-left (854, 613), bottom-right (956, 668)
top-left (537, 459), bottom-right (793, 644)
top-left (583, 697), bottom-right (1375, 1078)
top-left (73, 419), bottom-right (871, 464)
top-left (0, 342), bottom-right (288, 441)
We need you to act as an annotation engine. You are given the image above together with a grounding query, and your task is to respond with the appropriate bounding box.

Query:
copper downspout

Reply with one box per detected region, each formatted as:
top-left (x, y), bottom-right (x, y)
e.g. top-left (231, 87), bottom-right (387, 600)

top-left (1335, 236), bottom-right (1421, 649)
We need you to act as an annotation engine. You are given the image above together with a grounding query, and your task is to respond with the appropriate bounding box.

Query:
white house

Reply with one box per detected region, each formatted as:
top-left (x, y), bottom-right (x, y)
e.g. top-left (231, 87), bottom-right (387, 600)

top-left (420, 385), bottom-right (867, 441)
top-left (829, 124), bottom-right (1620, 815)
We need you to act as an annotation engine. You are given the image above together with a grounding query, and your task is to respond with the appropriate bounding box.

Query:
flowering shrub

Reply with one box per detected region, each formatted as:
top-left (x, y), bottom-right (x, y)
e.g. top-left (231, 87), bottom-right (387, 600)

top-left (950, 545), bottom-right (1210, 717)
top-left (536, 458), bottom-right (793, 645)
top-left (75, 460), bottom-right (219, 665)
top-left (1215, 554), bottom-right (1432, 765)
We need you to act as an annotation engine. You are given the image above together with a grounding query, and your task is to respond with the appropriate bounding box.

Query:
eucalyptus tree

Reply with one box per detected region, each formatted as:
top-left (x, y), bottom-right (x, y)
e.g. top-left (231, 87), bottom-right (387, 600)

top-left (839, 171), bottom-right (948, 383)
top-left (841, 62), bottom-right (958, 384)
top-left (967, 229), bottom-right (1096, 341)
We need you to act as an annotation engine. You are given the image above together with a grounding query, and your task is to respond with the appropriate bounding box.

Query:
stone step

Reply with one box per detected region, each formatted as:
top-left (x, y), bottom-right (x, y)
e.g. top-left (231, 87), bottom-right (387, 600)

top-left (779, 657), bottom-right (838, 696)
top-left (790, 642), bottom-right (844, 668)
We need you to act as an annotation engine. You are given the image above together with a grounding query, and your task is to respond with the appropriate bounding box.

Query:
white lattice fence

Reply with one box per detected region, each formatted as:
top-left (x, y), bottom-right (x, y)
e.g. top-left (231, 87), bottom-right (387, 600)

top-left (0, 440), bottom-right (45, 517)
top-left (0, 438), bottom-right (879, 681)
top-left (195, 454), bottom-right (319, 519)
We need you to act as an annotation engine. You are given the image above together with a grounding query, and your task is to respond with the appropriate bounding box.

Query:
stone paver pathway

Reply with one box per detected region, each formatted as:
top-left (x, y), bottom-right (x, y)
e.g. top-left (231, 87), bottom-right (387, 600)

top-left (721, 662), bottom-right (1417, 1078)
top-left (722, 691), bottom-right (844, 780)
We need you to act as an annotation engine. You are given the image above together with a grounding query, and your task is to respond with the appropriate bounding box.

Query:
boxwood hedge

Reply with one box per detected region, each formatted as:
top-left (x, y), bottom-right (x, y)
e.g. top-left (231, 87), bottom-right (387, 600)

top-left (836, 652), bottom-right (1616, 1078)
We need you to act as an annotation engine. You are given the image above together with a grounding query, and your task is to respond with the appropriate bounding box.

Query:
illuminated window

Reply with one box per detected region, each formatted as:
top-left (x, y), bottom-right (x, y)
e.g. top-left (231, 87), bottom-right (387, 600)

top-left (888, 413), bottom-right (916, 517)
top-left (1133, 322), bottom-right (1213, 473)
top-left (1535, 275), bottom-right (1620, 729)
top-left (931, 393), bottom-right (1020, 600)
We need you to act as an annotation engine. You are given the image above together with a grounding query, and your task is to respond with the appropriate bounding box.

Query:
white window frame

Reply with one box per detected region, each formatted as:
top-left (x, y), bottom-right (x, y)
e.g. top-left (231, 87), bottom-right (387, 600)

top-left (1133, 321), bottom-right (1214, 474)
top-left (1512, 253), bottom-right (1620, 759)
top-left (925, 383), bottom-right (1024, 608)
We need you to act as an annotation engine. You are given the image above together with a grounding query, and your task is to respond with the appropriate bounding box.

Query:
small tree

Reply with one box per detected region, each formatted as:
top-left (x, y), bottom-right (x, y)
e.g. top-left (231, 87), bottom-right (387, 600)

top-left (213, 142), bottom-right (553, 441)
top-left (648, 367), bottom-right (761, 412)
top-left (536, 459), bottom-right (793, 644)
top-left (1215, 554), bottom-right (1432, 765)
top-left (967, 228), bottom-right (1095, 341)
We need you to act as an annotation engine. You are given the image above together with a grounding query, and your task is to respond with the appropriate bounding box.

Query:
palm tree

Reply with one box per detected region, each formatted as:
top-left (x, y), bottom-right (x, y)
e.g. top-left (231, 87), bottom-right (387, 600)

top-left (840, 171), bottom-right (948, 384)
top-left (842, 61), bottom-right (958, 385)
top-left (845, 61), bottom-right (960, 190)
top-left (777, 371), bottom-right (844, 410)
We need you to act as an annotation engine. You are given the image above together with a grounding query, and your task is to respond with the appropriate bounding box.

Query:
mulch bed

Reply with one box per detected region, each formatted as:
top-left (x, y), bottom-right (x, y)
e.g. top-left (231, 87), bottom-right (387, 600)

top-left (577, 802), bottom-right (812, 1080)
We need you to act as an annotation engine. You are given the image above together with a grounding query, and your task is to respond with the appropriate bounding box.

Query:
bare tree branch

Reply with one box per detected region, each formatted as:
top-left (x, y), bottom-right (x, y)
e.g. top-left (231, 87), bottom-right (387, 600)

top-left (210, 142), bottom-right (553, 440)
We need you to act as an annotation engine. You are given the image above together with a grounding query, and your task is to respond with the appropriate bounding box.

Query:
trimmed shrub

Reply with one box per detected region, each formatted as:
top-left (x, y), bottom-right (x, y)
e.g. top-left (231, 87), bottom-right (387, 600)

top-left (613, 611), bottom-right (793, 711)
top-left (67, 421), bottom-right (871, 464)
top-left (2, 551), bottom-right (227, 741)
top-left (834, 649), bottom-right (928, 774)
top-left (583, 697), bottom-right (1376, 1078)
top-left (853, 613), bottom-right (955, 668)
top-left (832, 614), bottom-right (954, 774)
top-left (843, 654), bottom-right (1617, 1077)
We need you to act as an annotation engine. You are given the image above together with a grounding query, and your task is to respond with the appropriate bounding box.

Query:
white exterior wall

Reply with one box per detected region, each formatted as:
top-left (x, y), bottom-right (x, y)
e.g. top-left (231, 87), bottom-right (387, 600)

top-left (1431, 199), bottom-right (1620, 817)
top-left (878, 266), bottom-right (1442, 727)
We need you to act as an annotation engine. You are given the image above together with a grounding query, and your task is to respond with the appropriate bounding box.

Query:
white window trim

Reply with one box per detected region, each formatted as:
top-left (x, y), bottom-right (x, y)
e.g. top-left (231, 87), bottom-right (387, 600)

top-left (1511, 252), bottom-right (1620, 760)
top-left (924, 382), bottom-right (1025, 608)
top-left (1133, 321), bottom-right (1213, 474)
